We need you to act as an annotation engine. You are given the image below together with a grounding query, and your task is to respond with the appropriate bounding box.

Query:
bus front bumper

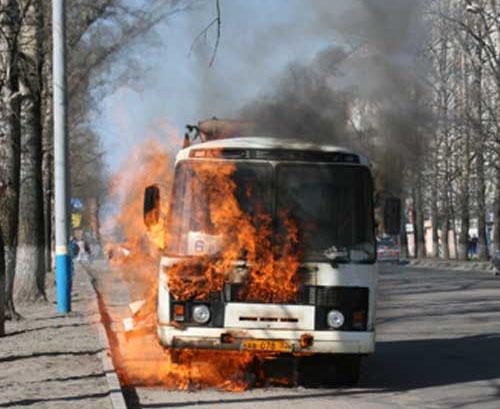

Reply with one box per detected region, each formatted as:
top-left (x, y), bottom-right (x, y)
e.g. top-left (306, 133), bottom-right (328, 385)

top-left (158, 325), bottom-right (375, 354)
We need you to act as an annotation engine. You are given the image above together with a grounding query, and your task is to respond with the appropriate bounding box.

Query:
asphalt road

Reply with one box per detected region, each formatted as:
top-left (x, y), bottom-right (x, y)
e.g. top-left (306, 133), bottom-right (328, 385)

top-left (92, 263), bottom-right (500, 409)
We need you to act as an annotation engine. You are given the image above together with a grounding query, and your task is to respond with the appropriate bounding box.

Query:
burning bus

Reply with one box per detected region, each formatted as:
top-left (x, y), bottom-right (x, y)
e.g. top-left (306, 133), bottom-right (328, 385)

top-left (143, 120), bottom-right (400, 385)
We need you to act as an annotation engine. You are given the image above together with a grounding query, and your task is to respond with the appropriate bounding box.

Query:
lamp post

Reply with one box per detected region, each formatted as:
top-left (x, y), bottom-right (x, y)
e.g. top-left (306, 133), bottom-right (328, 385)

top-left (52, 0), bottom-right (71, 313)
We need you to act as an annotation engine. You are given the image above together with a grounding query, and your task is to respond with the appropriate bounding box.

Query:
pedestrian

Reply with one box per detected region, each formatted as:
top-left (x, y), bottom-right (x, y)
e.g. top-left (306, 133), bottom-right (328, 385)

top-left (82, 239), bottom-right (91, 262)
top-left (471, 236), bottom-right (478, 258)
top-left (467, 236), bottom-right (473, 259)
top-left (70, 237), bottom-right (80, 259)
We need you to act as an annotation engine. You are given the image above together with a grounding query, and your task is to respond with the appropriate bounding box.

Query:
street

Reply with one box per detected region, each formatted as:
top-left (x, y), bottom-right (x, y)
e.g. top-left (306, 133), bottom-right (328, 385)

top-left (1, 2), bottom-right (499, 409)
top-left (91, 264), bottom-right (500, 409)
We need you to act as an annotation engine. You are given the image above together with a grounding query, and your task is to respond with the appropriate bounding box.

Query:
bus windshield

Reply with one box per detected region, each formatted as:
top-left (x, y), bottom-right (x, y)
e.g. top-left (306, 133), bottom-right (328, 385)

top-left (166, 161), bottom-right (272, 255)
top-left (166, 161), bottom-right (375, 262)
top-left (276, 164), bottom-right (375, 262)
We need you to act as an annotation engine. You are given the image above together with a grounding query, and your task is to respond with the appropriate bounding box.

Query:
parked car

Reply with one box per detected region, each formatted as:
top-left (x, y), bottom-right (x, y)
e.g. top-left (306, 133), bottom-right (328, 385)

top-left (377, 236), bottom-right (400, 264)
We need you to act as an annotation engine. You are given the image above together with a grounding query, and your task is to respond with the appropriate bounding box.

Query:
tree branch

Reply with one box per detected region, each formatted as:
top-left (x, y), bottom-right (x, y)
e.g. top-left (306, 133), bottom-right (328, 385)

top-left (189, 0), bottom-right (221, 67)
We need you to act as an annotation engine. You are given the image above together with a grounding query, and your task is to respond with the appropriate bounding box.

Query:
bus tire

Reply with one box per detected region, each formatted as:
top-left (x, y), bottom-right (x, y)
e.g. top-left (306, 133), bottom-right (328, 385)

top-left (335, 354), bottom-right (361, 386)
top-left (297, 354), bottom-right (361, 387)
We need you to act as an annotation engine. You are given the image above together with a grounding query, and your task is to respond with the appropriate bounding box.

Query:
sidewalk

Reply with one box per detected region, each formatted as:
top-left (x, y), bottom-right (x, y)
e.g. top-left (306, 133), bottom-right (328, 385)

top-left (406, 258), bottom-right (497, 274)
top-left (0, 267), bottom-right (113, 409)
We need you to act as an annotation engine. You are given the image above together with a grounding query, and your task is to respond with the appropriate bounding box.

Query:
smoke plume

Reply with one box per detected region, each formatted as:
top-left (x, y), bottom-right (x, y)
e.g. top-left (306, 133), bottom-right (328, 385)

top-left (238, 0), bottom-right (431, 195)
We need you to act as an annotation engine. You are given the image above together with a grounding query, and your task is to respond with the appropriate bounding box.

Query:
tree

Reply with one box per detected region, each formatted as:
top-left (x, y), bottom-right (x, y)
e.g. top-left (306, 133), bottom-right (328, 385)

top-left (0, 0), bottom-right (193, 310)
top-left (439, 0), bottom-right (498, 260)
top-left (0, 201), bottom-right (5, 336)
top-left (14, 0), bottom-right (46, 302)
top-left (470, 19), bottom-right (488, 261)
top-left (40, 0), bottom-right (193, 254)
top-left (455, 30), bottom-right (473, 261)
top-left (0, 0), bottom-right (21, 318)
top-left (40, 0), bottom-right (52, 272)
top-left (61, 0), bottom-right (199, 245)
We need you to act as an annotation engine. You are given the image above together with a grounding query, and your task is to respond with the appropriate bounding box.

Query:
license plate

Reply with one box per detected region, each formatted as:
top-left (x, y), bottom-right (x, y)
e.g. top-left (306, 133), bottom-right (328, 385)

top-left (241, 339), bottom-right (292, 352)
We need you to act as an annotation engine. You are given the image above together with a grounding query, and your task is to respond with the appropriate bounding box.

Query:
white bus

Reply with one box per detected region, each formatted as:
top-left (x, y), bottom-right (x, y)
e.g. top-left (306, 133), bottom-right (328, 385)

top-left (144, 136), bottom-right (396, 384)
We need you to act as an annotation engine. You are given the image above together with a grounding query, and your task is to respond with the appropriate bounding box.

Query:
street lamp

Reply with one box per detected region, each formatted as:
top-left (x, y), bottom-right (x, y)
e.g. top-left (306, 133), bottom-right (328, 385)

top-left (53, 0), bottom-right (71, 313)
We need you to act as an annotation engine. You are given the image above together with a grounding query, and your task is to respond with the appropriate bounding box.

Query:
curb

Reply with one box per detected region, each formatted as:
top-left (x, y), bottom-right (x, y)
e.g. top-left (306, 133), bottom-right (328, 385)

top-left (80, 265), bottom-right (129, 409)
top-left (405, 259), bottom-right (497, 274)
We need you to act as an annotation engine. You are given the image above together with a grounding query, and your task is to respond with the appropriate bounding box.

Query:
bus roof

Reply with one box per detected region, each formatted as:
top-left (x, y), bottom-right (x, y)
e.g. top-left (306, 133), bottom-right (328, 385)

top-left (176, 136), bottom-right (369, 165)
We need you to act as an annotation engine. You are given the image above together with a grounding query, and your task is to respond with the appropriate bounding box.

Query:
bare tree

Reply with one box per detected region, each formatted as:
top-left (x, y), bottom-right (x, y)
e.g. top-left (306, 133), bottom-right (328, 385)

top-left (438, 0), bottom-right (499, 260)
top-left (419, 0), bottom-right (499, 260)
top-left (0, 0), bottom-right (21, 318)
top-left (0, 199), bottom-right (5, 336)
top-left (14, 0), bottom-right (46, 302)
top-left (17, 0), bottom-right (195, 274)
top-left (40, 0), bottom-right (52, 272)
top-left (50, 0), bottom-right (193, 246)
top-left (456, 33), bottom-right (473, 260)
top-left (469, 13), bottom-right (489, 260)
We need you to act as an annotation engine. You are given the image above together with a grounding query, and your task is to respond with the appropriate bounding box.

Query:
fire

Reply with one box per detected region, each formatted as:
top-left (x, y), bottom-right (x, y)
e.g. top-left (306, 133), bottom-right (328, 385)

top-left (105, 137), bottom-right (301, 391)
top-left (244, 211), bottom-right (301, 303)
top-left (167, 161), bottom-right (301, 303)
top-left (107, 138), bottom-right (172, 265)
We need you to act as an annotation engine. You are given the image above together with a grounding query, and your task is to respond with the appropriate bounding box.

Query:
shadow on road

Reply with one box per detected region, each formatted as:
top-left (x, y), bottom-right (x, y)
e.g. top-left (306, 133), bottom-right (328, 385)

top-left (0, 392), bottom-right (112, 408)
top-left (89, 264), bottom-right (500, 408)
top-left (0, 348), bottom-right (103, 364)
top-left (364, 333), bottom-right (500, 390)
top-left (134, 333), bottom-right (500, 408)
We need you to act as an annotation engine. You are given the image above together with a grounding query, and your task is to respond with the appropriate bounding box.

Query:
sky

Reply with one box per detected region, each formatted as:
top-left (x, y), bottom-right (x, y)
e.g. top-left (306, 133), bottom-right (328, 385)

top-left (92, 0), bottom-right (337, 171)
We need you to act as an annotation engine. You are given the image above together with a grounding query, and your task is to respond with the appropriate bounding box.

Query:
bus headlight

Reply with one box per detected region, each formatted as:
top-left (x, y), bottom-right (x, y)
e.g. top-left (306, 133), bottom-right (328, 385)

top-left (326, 310), bottom-right (344, 329)
top-left (192, 305), bottom-right (211, 324)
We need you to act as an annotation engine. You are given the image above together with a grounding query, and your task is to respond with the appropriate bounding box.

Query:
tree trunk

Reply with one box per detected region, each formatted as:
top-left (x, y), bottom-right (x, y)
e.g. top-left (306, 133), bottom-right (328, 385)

top-left (458, 52), bottom-right (471, 261)
top-left (442, 221), bottom-right (450, 260)
top-left (442, 137), bottom-right (451, 261)
top-left (442, 187), bottom-right (451, 261)
top-left (450, 201), bottom-right (459, 260)
top-left (0, 0), bottom-right (21, 319)
top-left (416, 174), bottom-right (426, 258)
top-left (458, 198), bottom-right (470, 260)
top-left (400, 213), bottom-right (409, 259)
top-left (0, 228), bottom-right (5, 336)
top-left (15, 94), bottom-right (46, 302)
top-left (476, 156), bottom-right (488, 260)
top-left (431, 165), bottom-right (439, 258)
top-left (470, 20), bottom-right (489, 261)
top-left (411, 187), bottom-right (418, 259)
top-left (41, 8), bottom-right (53, 273)
top-left (493, 165), bottom-right (500, 254)
top-left (14, 0), bottom-right (46, 303)
top-left (42, 151), bottom-right (53, 271)
top-left (493, 0), bottom-right (500, 255)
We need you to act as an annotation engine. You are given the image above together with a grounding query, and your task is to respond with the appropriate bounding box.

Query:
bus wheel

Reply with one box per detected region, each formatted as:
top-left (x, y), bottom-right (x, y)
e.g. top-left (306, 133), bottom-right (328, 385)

top-left (297, 354), bottom-right (361, 387)
top-left (297, 355), bottom-right (330, 387)
top-left (335, 354), bottom-right (361, 386)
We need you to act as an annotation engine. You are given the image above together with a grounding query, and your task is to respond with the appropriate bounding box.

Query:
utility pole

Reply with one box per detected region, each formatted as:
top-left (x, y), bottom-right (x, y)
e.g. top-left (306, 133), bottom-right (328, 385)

top-left (53, 0), bottom-right (71, 313)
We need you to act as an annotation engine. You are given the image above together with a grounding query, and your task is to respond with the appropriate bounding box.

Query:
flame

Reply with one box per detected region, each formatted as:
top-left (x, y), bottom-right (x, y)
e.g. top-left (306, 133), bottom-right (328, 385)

top-left (105, 137), bottom-right (301, 391)
top-left (244, 211), bottom-right (301, 303)
top-left (167, 161), bottom-right (301, 303)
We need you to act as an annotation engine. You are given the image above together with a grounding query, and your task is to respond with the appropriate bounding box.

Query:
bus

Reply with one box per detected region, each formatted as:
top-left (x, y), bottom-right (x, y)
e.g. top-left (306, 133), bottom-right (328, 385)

top-left (144, 135), bottom-right (399, 384)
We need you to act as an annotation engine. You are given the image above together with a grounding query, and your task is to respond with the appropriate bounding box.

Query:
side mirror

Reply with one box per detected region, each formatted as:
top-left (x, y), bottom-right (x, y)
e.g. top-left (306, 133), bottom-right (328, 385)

top-left (144, 185), bottom-right (160, 229)
top-left (383, 197), bottom-right (401, 235)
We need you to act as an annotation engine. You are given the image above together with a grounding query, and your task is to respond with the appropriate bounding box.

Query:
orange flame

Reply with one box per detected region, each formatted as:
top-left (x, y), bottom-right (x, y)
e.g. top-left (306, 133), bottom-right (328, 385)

top-left (105, 137), bottom-right (301, 391)
top-left (166, 161), bottom-right (301, 303)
